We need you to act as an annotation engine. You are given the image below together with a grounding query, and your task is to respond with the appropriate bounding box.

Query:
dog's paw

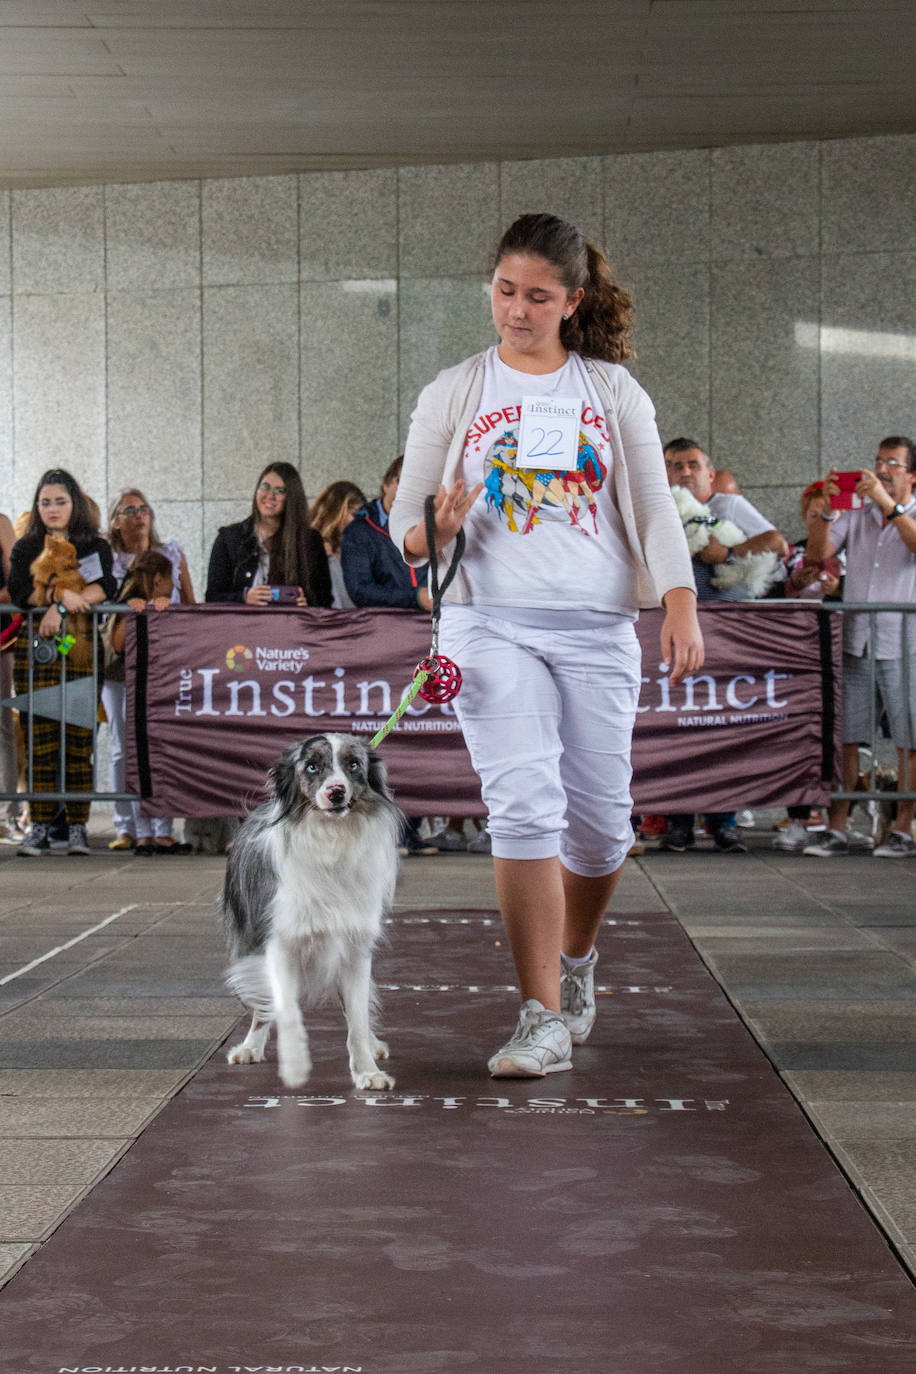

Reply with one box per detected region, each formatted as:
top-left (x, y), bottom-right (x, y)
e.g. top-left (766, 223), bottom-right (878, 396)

top-left (278, 1048), bottom-right (311, 1089)
top-left (354, 1070), bottom-right (396, 1091)
top-left (227, 1043), bottom-right (262, 1065)
top-left (370, 1036), bottom-right (390, 1060)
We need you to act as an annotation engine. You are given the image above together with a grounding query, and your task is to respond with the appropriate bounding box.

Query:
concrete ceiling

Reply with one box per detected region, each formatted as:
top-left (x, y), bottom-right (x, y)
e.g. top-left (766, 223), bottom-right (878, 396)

top-left (2, 0), bottom-right (915, 188)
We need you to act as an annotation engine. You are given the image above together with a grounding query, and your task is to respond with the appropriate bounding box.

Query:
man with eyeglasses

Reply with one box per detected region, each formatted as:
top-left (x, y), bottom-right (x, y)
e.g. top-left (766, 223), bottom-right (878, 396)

top-left (804, 436), bottom-right (916, 858)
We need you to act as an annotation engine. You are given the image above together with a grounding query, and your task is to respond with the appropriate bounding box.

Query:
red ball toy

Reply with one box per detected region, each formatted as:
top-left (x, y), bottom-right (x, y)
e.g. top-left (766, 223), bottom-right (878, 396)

top-left (415, 654), bottom-right (462, 703)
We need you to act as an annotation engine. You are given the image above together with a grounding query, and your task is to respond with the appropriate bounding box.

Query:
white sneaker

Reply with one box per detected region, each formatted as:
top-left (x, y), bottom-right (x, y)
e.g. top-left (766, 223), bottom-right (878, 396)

top-left (873, 830), bottom-right (916, 859)
top-left (772, 820), bottom-right (809, 851)
top-left (802, 830), bottom-right (849, 857)
top-left (18, 823), bottom-right (51, 857)
top-left (487, 1000), bottom-right (572, 1078)
top-left (560, 949), bottom-right (598, 1044)
top-left (67, 823), bottom-right (91, 855)
top-left (466, 828), bottom-right (492, 854)
top-left (430, 828), bottom-right (467, 851)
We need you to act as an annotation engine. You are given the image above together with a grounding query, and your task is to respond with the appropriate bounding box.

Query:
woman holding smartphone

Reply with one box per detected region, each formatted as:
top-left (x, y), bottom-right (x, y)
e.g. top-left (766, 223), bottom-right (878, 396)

top-left (205, 462), bottom-right (332, 608)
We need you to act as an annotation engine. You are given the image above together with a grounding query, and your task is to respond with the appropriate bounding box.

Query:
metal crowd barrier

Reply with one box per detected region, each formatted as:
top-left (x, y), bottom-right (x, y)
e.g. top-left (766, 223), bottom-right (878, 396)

top-left (0, 600), bottom-right (913, 806)
top-left (0, 601), bottom-right (134, 804)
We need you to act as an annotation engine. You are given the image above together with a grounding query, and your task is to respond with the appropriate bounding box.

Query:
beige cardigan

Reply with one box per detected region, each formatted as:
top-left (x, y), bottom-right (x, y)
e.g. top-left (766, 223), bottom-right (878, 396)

top-left (389, 351), bottom-right (695, 609)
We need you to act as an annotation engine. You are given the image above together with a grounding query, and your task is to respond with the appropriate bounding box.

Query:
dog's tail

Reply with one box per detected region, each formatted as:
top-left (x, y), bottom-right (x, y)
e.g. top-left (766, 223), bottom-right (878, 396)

top-left (225, 954), bottom-right (273, 1018)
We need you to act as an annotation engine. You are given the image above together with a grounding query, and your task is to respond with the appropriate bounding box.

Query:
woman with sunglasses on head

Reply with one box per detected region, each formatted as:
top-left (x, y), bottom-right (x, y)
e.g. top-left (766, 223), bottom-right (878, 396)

top-left (8, 468), bottom-right (116, 857)
top-left (205, 462), bottom-right (332, 609)
top-left (390, 213), bottom-right (703, 1077)
top-left (103, 488), bottom-right (196, 854)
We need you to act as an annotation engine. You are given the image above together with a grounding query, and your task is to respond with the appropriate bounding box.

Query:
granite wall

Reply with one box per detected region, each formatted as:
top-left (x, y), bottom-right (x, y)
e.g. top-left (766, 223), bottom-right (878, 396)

top-left (1, 133), bottom-right (915, 594)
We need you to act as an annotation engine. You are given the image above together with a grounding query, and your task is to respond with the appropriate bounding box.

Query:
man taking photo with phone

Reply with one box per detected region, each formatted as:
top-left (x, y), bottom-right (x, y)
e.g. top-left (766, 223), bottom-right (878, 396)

top-left (804, 435), bottom-right (916, 858)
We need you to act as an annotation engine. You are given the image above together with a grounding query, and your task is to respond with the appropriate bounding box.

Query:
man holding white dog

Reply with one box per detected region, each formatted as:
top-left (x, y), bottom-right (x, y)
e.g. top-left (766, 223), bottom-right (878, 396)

top-left (802, 437), bottom-right (916, 859)
top-left (659, 438), bottom-right (789, 854)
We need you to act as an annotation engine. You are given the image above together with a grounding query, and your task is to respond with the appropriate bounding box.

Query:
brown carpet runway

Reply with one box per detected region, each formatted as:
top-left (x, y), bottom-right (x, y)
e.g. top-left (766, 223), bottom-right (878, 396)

top-left (1, 908), bottom-right (914, 1373)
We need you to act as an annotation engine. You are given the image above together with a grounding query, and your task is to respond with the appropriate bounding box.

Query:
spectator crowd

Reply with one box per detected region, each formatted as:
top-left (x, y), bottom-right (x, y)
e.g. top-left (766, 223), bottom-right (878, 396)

top-left (1, 432), bottom-right (914, 861)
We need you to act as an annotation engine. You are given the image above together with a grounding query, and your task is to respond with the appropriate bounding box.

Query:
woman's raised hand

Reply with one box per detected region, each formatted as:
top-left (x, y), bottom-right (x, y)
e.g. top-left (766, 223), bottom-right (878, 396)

top-left (429, 480), bottom-right (484, 551)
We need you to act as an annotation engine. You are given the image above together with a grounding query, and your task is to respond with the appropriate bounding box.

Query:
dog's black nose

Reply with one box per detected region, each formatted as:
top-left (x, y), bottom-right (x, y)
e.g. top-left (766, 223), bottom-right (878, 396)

top-left (326, 784), bottom-right (347, 805)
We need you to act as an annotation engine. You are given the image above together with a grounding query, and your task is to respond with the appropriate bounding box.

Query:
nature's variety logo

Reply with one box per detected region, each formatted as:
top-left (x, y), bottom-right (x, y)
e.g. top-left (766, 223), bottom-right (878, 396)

top-left (225, 644), bottom-right (253, 672)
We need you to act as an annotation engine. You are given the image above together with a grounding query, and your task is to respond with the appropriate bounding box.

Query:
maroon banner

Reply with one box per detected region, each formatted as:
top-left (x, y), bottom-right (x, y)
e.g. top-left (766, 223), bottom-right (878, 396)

top-left (126, 603), bottom-right (840, 818)
top-left (631, 604), bottom-right (840, 812)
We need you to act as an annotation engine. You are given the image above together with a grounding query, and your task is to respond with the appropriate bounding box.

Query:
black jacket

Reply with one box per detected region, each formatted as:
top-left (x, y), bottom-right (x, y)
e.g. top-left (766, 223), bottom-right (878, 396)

top-left (340, 499), bottom-right (428, 609)
top-left (205, 516), bottom-right (332, 607)
top-left (8, 533), bottom-right (117, 607)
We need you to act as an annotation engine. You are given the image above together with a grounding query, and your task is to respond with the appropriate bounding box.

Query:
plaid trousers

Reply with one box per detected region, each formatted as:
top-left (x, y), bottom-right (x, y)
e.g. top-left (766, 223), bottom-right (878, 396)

top-left (13, 642), bottom-right (97, 824)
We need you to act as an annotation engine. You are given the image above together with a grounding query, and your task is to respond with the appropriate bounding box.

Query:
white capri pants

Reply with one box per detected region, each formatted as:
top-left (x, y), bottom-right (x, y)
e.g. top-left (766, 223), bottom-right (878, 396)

top-left (440, 608), bottom-right (641, 875)
top-left (102, 679), bottom-right (173, 841)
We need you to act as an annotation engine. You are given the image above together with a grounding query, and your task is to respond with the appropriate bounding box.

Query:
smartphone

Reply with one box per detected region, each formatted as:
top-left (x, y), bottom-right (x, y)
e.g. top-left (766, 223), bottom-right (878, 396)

top-left (832, 471), bottom-right (864, 510)
top-left (268, 586), bottom-right (300, 604)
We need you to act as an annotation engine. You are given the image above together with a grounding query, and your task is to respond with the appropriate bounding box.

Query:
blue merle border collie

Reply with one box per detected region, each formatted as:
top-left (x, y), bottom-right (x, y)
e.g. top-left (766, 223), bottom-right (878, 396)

top-left (221, 734), bottom-right (403, 1091)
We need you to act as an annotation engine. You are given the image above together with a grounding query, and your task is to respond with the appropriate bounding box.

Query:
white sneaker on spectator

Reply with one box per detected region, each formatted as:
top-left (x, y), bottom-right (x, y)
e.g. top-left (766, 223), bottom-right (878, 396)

top-left (873, 830), bottom-right (916, 859)
top-left (67, 823), bottom-right (91, 855)
top-left (431, 828), bottom-right (467, 851)
top-left (736, 809), bottom-right (755, 827)
top-left (466, 828), bottom-right (492, 854)
top-left (846, 829), bottom-right (875, 852)
top-left (772, 820), bottom-right (808, 851)
top-left (560, 949), bottom-right (598, 1044)
top-left (488, 1000), bottom-right (572, 1078)
top-left (802, 830), bottom-right (849, 857)
top-left (18, 823), bottom-right (51, 857)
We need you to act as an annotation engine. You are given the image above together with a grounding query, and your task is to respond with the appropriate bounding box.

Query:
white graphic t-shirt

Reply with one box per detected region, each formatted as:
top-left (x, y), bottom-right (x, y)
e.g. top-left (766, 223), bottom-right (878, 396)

top-left (457, 347), bottom-right (637, 616)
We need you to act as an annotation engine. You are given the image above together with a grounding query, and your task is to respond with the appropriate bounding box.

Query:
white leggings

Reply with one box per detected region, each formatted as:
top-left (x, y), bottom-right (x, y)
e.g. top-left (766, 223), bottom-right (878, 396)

top-left (439, 608), bottom-right (641, 875)
top-left (102, 680), bottom-right (173, 841)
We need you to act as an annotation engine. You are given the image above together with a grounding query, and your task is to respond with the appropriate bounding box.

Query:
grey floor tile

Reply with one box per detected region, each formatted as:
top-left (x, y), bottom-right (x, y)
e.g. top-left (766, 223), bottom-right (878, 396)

top-left (703, 951), bottom-right (916, 999)
top-left (0, 1242), bottom-right (32, 1286)
top-left (0, 1038), bottom-right (222, 1068)
top-left (737, 1000), bottom-right (916, 1043)
top-left (29, 995), bottom-right (239, 1015)
top-left (830, 1141), bottom-right (916, 1243)
top-left (0, 1015), bottom-right (236, 1041)
top-left (805, 1103), bottom-right (916, 1140)
top-left (0, 1097), bottom-right (165, 1138)
top-left (2, 1138), bottom-right (126, 1186)
top-left (783, 1071), bottom-right (916, 1101)
top-left (0, 1187), bottom-right (80, 1241)
top-left (695, 930), bottom-right (879, 953)
top-left (768, 1043), bottom-right (916, 1072)
top-left (0, 1068), bottom-right (190, 1097)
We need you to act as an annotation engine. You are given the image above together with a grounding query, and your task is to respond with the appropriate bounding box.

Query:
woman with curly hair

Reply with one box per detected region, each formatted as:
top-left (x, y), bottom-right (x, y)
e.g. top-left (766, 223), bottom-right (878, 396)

top-left (389, 212), bottom-right (703, 1077)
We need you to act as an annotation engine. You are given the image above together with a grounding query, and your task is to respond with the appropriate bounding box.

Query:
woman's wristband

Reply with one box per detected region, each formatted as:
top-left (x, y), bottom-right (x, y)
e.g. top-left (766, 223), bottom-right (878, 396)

top-left (819, 510), bottom-right (839, 522)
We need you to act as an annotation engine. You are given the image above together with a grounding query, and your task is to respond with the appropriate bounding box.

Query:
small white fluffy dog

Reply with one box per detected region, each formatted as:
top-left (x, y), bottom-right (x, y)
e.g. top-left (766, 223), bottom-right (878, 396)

top-left (221, 734), bottom-right (403, 1091)
top-left (670, 484), bottom-right (782, 599)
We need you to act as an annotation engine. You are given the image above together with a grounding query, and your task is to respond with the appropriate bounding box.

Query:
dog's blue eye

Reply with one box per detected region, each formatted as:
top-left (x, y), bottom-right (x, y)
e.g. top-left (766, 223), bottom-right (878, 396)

top-left (306, 762), bottom-right (319, 774)
top-left (347, 760), bottom-right (360, 772)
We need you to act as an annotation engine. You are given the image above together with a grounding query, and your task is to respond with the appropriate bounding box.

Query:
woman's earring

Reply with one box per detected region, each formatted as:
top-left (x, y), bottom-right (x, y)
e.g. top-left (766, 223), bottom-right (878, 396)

top-left (562, 314), bottom-right (569, 321)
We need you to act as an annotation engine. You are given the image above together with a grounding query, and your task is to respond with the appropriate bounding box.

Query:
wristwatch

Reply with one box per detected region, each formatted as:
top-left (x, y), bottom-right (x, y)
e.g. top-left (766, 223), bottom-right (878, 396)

top-left (55, 601), bottom-right (67, 617)
top-left (723, 550), bottom-right (736, 565)
top-left (886, 503), bottom-right (906, 520)
top-left (819, 510), bottom-right (839, 522)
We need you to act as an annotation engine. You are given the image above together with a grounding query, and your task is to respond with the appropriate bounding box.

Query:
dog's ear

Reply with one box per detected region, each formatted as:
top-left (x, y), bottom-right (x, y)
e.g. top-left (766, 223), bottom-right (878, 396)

top-left (269, 749), bottom-right (302, 817)
top-left (367, 751), bottom-right (392, 800)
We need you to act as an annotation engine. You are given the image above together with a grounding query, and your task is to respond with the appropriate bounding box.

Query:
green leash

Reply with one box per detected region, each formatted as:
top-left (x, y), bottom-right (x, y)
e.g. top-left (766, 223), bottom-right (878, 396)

top-left (369, 666), bottom-right (431, 750)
